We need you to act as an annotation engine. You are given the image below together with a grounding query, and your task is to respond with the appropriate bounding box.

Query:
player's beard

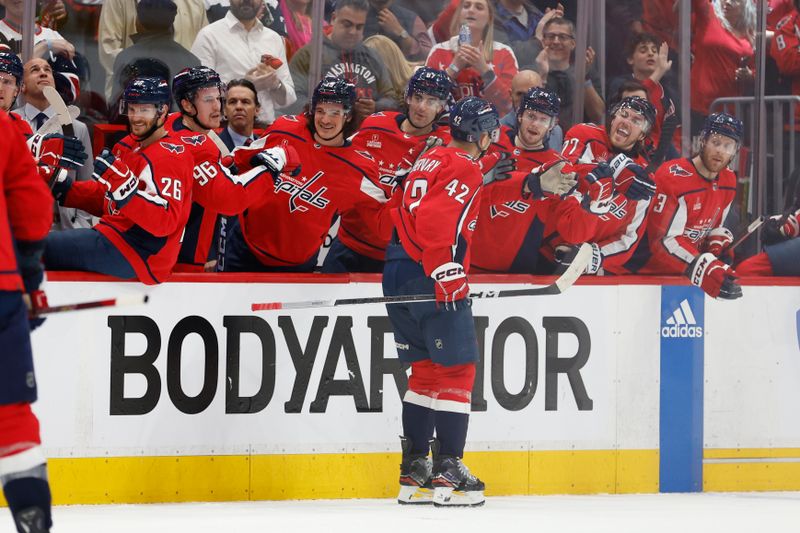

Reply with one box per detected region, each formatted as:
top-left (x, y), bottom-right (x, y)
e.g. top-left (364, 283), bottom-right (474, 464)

top-left (131, 111), bottom-right (166, 142)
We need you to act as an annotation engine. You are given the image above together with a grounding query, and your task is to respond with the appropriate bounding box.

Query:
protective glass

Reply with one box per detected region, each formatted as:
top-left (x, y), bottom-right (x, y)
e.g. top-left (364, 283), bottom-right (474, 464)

top-left (615, 107), bottom-right (648, 131)
top-left (409, 93), bottom-right (445, 109)
top-left (120, 102), bottom-right (159, 119)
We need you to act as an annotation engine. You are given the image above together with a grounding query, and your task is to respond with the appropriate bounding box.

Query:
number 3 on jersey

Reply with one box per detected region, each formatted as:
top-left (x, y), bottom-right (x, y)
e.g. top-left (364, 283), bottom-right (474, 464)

top-left (445, 179), bottom-right (470, 203)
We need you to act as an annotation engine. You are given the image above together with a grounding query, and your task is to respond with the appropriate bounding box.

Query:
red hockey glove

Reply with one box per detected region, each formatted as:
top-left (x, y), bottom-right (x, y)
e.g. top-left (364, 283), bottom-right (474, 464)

top-left (232, 143), bottom-right (301, 179)
top-left (687, 253), bottom-right (742, 300)
top-left (93, 149), bottom-right (139, 210)
top-left (24, 289), bottom-right (49, 331)
top-left (526, 159), bottom-right (578, 198)
top-left (703, 227), bottom-right (734, 263)
top-left (430, 262), bottom-right (470, 311)
top-left (582, 162), bottom-right (615, 215)
top-left (30, 132), bottom-right (87, 171)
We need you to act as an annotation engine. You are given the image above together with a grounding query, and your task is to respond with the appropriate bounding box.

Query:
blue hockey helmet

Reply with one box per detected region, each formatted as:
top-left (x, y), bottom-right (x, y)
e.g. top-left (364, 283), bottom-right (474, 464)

top-left (172, 66), bottom-right (222, 109)
top-left (405, 67), bottom-right (452, 101)
top-left (609, 95), bottom-right (656, 133)
top-left (0, 51), bottom-right (23, 86)
top-left (449, 96), bottom-right (500, 143)
top-left (311, 76), bottom-right (356, 114)
top-left (518, 87), bottom-right (560, 118)
top-left (701, 112), bottom-right (744, 143)
top-left (121, 77), bottom-right (171, 109)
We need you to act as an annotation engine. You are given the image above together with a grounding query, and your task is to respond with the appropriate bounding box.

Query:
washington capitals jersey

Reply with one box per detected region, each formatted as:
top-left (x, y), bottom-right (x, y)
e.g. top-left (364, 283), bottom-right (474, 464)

top-left (344, 111), bottom-right (451, 260)
top-left (238, 115), bottom-right (389, 267)
top-left (637, 158), bottom-right (737, 274)
top-left (166, 113), bottom-right (274, 267)
top-left (391, 145), bottom-right (484, 273)
top-left (65, 134), bottom-right (194, 284)
top-left (9, 111), bottom-right (33, 137)
top-left (543, 123), bottom-right (653, 274)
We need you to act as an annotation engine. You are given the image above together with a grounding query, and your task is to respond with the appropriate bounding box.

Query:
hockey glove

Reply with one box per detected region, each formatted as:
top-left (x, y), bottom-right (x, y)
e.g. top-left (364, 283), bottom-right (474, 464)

top-left (582, 162), bottom-right (615, 215)
top-left (252, 145), bottom-right (302, 180)
top-left (554, 242), bottom-right (602, 274)
top-left (430, 262), bottom-right (470, 311)
top-left (763, 212), bottom-right (799, 245)
top-left (93, 149), bottom-right (139, 210)
top-left (481, 151), bottom-right (515, 185)
top-left (24, 289), bottom-right (49, 331)
top-left (526, 159), bottom-right (578, 198)
top-left (687, 252), bottom-right (742, 300)
top-left (623, 163), bottom-right (657, 201)
top-left (15, 239), bottom-right (47, 330)
top-left (703, 226), bottom-right (734, 264)
top-left (39, 165), bottom-right (74, 201)
top-left (29, 133), bottom-right (87, 171)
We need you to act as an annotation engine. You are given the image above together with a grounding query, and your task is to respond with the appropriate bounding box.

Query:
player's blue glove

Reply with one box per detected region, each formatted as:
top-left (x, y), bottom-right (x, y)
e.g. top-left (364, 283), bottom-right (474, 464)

top-left (623, 163), bottom-right (656, 201)
top-left (481, 151), bottom-right (515, 185)
top-left (93, 149), bottom-right (139, 211)
top-left (582, 162), bottom-right (615, 215)
top-left (429, 262), bottom-right (471, 311)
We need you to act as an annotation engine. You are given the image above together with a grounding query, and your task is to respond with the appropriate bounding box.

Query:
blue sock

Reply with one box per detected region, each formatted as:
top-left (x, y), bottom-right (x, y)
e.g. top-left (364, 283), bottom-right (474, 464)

top-left (402, 401), bottom-right (435, 455)
top-left (2, 467), bottom-right (52, 532)
top-left (434, 411), bottom-right (469, 457)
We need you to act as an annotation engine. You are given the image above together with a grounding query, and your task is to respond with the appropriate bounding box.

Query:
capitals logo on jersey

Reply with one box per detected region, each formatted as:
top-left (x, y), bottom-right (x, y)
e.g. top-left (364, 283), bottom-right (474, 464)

top-left (160, 141), bottom-right (184, 154)
top-left (669, 164), bottom-right (693, 177)
top-left (489, 200), bottom-right (531, 219)
top-left (181, 134), bottom-right (206, 147)
top-left (274, 171), bottom-right (331, 213)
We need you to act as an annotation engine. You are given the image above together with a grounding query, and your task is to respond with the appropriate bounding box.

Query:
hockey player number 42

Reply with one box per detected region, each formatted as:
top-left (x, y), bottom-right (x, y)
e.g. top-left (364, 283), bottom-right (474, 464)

top-left (444, 179), bottom-right (470, 203)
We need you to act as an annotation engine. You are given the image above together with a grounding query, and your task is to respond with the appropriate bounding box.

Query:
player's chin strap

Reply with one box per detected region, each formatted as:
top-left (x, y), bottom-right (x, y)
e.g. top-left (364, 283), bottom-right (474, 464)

top-left (131, 108), bottom-right (167, 142)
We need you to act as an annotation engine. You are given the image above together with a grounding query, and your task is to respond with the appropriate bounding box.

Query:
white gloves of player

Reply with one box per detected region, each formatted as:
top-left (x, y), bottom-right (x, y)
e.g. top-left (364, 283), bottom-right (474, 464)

top-left (526, 159), bottom-right (578, 198)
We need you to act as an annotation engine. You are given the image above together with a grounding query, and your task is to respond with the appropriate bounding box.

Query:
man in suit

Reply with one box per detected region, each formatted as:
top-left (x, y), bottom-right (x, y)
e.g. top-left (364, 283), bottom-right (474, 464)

top-left (220, 78), bottom-right (260, 150)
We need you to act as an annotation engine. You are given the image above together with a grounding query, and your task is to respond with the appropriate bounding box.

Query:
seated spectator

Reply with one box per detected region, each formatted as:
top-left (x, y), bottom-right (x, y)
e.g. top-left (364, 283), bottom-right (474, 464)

top-left (0, 0), bottom-right (75, 59)
top-left (286, 0), bottom-right (398, 124)
top-left (426, 0), bottom-right (518, 115)
top-left (363, 0), bottom-right (431, 61)
top-left (500, 69), bottom-right (562, 150)
top-left (111, 0), bottom-right (201, 114)
top-left (493, 0), bottom-right (545, 71)
top-left (363, 34), bottom-right (417, 108)
top-left (44, 77), bottom-right (195, 284)
top-left (281, 0), bottom-right (313, 57)
top-left (98, 0), bottom-right (207, 98)
top-left (540, 15), bottom-right (604, 131)
top-left (192, 0), bottom-right (295, 125)
top-left (690, 0), bottom-right (755, 133)
top-left (15, 57), bottom-right (94, 230)
top-left (221, 78), bottom-right (261, 149)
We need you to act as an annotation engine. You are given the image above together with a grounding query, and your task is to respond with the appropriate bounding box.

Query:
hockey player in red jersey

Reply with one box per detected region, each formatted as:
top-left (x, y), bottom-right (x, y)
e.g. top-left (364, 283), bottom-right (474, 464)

top-left (323, 67), bottom-right (453, 273)
top-left (0, 52), bottom-right (31, 136)
top-left (544, 96), bottom-right (659, 275)
top-left (636, 113), bottom-right (743, 299)
top-left (0, 111), bottom-right (56, 533)
top-left (385, 96), bottom-right (501, 507)
top-left (220, 76), bottom-right (389, 272)
top-left (738, 202), bottom-right (800, 276)
top-left (44, 77), bottom-right (195, 285)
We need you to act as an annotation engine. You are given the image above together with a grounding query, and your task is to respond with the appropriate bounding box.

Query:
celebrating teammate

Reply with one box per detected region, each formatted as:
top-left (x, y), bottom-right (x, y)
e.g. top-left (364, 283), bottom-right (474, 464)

top-left (385, 96), bottom-right (499, 507)
top-left (636, 113), bottom-right (743, 299)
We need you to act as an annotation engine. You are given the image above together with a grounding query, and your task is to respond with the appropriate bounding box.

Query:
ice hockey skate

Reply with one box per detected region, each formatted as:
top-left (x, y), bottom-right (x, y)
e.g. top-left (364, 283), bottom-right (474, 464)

top-left (397, 436), bottom-right (433, 505)
top-left (430, 439), bottom-right (485, 507)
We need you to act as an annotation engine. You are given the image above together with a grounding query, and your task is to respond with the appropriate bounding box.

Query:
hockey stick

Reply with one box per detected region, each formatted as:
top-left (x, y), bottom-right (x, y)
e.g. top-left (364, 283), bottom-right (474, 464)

top-left (251, 243), bottom-right (592, 311)
top-left (728, 215), bottom-right (766, 252)
top-left (32, 105), bottom-right (80, 137)
top-left (42, 85), bottom-right (74, 138)
top-left (206, 129), bottom-right (231, 157)
top-left (32, 294), bottom-right (149, 317)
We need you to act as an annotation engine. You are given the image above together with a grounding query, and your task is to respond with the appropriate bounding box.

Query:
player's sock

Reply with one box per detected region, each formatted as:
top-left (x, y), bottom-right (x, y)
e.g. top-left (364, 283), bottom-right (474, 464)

top-left (2, 463), bottom-right (52, 533)
top-left (402, 360), bottom-right (438, 455)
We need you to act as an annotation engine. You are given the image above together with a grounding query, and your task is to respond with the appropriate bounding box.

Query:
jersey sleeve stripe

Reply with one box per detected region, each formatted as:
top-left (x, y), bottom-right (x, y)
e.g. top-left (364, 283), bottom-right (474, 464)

top-left (662, 196), bottom-right (696, 264)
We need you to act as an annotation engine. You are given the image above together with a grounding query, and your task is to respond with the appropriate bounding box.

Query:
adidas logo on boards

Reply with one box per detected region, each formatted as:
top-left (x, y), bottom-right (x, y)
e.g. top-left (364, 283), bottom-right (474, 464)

top-left (661, 299), bottom-right (703, 338)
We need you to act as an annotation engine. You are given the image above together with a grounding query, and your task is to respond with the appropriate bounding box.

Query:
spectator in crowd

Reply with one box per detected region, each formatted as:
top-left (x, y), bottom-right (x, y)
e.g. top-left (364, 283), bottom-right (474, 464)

top-left (770, 1), bottom-right (800, 128)
top-left (111, 0), bottom-right (200, 113)
top-left (690, 0), bottom-right (756, 133)
top-left (541, 16), bottom-right (605, 131)
top-left (493, 0), bottom-right (545, 70)
top-left (0, 0), bottom-right (75, 59)
top-left (191, 0), bottom-right (295, 124)
top-left (281, 0), bottom-right (313, 56)
top-left (286, 0), bottom-right (397, 124)
top-left (221, 78), bottom-right (260, 150)
top-left (426, 0), bottom-right (519, 115)
top-left (16, 57), bottom-right (94, 230)
top-left (363, 0), bottom-right (431, 61)
top-left (98, 0), bottom-right (207, 98)
top-left (206, 0), bottom-right (288, 35)
top-left (363, 34), bottom-right (417, 109)
top-left (395, 0), bottom-right (449, 25)
top-left (500, 69), bottom-right (562, 150)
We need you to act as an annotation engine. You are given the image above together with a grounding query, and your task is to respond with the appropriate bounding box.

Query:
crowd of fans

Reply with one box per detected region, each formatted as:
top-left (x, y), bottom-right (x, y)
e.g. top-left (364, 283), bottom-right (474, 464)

top-left (1, 0), bottom-right (799, 287)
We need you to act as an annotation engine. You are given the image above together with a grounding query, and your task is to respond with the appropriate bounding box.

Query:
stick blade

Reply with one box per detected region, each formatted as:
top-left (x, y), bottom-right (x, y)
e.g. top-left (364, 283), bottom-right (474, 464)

top-left (252, 302), bottom-right (283, 311)
top-left (554, 243), bottom-right (592, 293)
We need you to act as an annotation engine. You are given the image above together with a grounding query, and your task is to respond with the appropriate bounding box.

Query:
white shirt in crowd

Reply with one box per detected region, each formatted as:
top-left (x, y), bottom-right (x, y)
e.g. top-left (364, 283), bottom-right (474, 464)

top-left (0, 20), bottom-right (65, 47)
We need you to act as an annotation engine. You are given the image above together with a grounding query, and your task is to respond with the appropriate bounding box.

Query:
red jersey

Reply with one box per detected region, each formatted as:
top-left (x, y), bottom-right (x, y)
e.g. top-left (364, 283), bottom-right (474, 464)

top-left (64, 134), bottom-right (194, 284)
top-left (426, 37), bottom-right (518, 116)
top-left (344, 111), bottom-right (451, 260)
top-left (238, 115), bottom-right (389, 267)
top-left (543, 123), bottom-right (653, 274)
top-left (9, 111), bottom-right (33, 137)
top-left (164, 113), bottom-right (276, 268)
top-left (0, 111), bottom-right (52, 292)
top-left (770, 10), bottom-right (800, 126)
top-left (638, 157), bottom-right (737, 274)
top-left (392, 145), bottom-right (484, 273)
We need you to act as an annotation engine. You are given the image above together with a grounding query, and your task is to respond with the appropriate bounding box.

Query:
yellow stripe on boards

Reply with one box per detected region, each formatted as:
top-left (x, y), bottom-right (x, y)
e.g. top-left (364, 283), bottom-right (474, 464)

top-left (704, 448), bottom-right (800, 492)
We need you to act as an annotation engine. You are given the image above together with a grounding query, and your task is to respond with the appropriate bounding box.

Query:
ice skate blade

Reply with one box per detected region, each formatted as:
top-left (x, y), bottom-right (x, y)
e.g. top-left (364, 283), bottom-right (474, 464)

top-left (397, 484), bottom-right (433, 505)
top-left (432, 486), bottom-right (485, 507)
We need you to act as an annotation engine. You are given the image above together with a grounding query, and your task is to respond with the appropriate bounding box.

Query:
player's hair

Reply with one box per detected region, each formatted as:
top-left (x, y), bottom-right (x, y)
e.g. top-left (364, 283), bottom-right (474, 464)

top-left (226, 78), bottom-right (260, 108)
top-left (448, 0), bottom-right (496, 62)
top-left (609, 79), bottom-right (648, 107)
top-left (333, 0), bottom-right (369, 13)
top-left (624, 32), bottom-right (661, 60)
top-left (363, 35), bottom-right (417, 99)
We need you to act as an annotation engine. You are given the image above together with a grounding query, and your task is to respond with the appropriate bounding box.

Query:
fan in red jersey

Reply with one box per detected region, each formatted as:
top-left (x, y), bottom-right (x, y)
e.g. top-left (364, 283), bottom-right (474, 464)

top-left (323, 67), bottom-right (453, 273)
top-left (636, 113), bottom-right (743, 299)
top-left (542, 96), bottom-right (659, 275)
top-left (43, 77), bottom-right (195, 285)
top-left (219, 76), bottom-right (390, 272)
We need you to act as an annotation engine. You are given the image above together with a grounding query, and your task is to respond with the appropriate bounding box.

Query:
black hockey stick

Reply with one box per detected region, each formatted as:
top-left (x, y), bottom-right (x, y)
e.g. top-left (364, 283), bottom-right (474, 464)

top-left (728, 215), bottom-right (766, 253)
top-left (251, 243), bottom-right (592, 311)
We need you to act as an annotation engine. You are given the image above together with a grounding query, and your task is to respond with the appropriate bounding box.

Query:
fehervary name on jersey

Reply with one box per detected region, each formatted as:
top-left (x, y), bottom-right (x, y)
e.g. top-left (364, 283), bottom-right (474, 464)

top-left (107, 314), bottom-right (594, 416)
top-left (411, 158), bottom-right (442, 174)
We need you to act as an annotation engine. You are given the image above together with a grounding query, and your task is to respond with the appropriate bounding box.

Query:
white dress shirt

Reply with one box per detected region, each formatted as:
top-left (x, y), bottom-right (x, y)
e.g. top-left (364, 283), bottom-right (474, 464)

top-left (191, 11), bottom-right (295, 124)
